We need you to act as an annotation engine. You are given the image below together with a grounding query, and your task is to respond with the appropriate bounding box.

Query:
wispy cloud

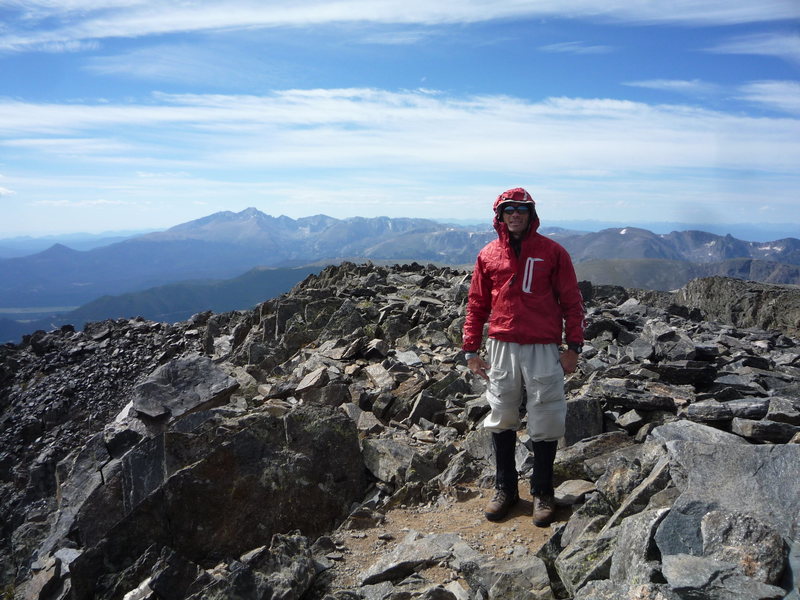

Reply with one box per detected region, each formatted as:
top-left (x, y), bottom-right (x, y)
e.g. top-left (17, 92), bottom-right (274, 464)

top-left (83, 44), bottom-right (279, 85)
top-left (706, 32), bottom-right (800, 64)
top-left (358, 28), bottom-right (437, 45)
top-left (624, 79), bottom-right (721, 96)
top-left (738, 80), bottom-right (800, 115)
top-left (2, 87), bottom-right (798, 229)
top-left (4, 137), bottom-right (132, 155)
top-left (2, 1), bottom-right (799, 52)
top-left (539, 41), bottom-right (613, 55)
top-left (2, 89), bottom-right (798, 174)
top-left (0, 186), bottom-right (15, 197)
top-left (33, 198), bottom-right (130, 207)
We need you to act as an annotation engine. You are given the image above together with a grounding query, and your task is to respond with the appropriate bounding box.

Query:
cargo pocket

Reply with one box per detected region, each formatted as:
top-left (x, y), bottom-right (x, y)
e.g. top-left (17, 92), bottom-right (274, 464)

top-left (527, 372), bottom-right (566, 441)
top-left (488, 368), bottom-right (512, 399)
top-left (529, 372), bottom-right (564, 405)
top-left (483, 368), bottom-right (522, 431)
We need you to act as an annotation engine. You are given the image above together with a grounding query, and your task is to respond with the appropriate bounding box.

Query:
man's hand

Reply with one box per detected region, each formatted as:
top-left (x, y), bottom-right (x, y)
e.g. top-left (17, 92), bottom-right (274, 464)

top-left (467, 355), bottom-right (491, 380)
top-left (560, 349), bottom-right (579, 374)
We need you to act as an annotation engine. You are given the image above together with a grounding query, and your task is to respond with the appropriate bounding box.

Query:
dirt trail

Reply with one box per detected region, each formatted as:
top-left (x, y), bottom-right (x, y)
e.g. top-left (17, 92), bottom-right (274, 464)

top-left (325, 482), bottom-right (566, 592)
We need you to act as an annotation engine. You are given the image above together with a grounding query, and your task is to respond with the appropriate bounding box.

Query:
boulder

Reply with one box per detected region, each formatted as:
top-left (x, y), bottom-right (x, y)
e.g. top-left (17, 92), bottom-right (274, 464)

top-left (131, 354), bottom-right (239, 422)
top-left (58, 404), bottom-right (366, 598)
top-left (655, 441), bottom-right (800, 597)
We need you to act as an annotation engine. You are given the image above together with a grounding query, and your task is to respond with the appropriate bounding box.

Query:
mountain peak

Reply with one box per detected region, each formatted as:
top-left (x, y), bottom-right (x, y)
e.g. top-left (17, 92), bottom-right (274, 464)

top-left (238, 207), bottom-right (264, 218)
top-left (37, 243), bottom-right (80, 257)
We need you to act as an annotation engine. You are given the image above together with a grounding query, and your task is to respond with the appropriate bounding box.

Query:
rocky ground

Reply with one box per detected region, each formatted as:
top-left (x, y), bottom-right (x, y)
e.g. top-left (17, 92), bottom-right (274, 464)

top-left (2, 262), bottom-right (800, 600)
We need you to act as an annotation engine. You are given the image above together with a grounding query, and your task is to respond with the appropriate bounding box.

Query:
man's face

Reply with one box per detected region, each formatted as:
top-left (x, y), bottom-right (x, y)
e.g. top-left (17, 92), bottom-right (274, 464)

top-left (501, 204), bottom-right (531, 237)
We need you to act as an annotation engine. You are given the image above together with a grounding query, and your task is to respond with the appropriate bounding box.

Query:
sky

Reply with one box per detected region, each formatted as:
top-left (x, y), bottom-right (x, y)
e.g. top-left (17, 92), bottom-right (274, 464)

top-left (0, 1), bottom-right (799, 238)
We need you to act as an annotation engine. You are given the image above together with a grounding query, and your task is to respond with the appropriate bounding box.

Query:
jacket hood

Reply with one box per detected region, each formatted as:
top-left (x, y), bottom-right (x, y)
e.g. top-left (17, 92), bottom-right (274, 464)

top-left (492, 187), bottom-right (534, 212)
top-left (492, 187), bottom-right (540, 241)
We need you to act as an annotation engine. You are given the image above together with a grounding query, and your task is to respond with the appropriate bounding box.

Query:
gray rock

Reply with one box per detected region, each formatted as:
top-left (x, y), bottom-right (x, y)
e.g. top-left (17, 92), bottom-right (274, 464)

top-left (661, 554), bottom-right (787, 600)
top-left (363, 339), bottom-right (389, 359)
top-left (147, 546), bottom-right (201, 600)
top-left (648, 420), bottom-right (749, 445)
top-left (295, 366), bottom-right (330, 393)
top-left (554, 431), bottom-right (635, 481)
top-left (362, 438), bottom-right (416, 486)
top-left (340, 507), bottom-right (386, 531)
top-left (616, 409), bottom-right (645, 433)
top-left (15, 554), bottom-right (65, 600)
top-left (463, 553), bottom-right (553, 600)
top-left (131, 354), bottom-right (239, 421)
top-left (356, 411), bottom-right (384, 434)
top-left (564, 395), bottom-right (604, 446)
top-left (713, 371), bottom-right (766, 395)
top-left (656, 441), bottom-right (800, 581)
top-left (608, 508), bottom-right (669, 585)
top-left (358, 531), bottom-right (453, 585)
top-left (647, 360), bottom-right (717, 387)
top-left (676, 276), bottom-right (800, 337)
top-left (302, 381), bottom-right (350, 406)
top-left (365, 363), bottom-right (397, 391)
top-left (463, 397), bottom-right (490, 426)
top-left (686, 399), bottom-right (733, 423)
top-left (185, 532), bottom-right (316, 600)
top-left (701, 510), bottom-right (787, 585)
top-left (601, 454), bottom-right (672, 532)
top-left (555, 526), bottom-right (618, 596)
top-left (461, 428), bottom-right (494, 462)
top-left (65, 405), bottom-right (366, 598)
top-left (559, 493), bottom-right (614, 549)
top-left (590, 379), bottom-right (676, 411)
top-left (625, 337), bottom-right (655, 362)
top-left (648, 324), bottom-right (697, 361)
top-left (434, 450), bottom-right (482, 488)
top-left (409, 391), bottom-right (445, 425)
top-left (35, 433), bottom-right (118, 560)
top-left (573, 580), bottom-right (681, 599)
top-left (766, 397), bottom-right (800, 425)
top-left (725, 397), bottom-right (771, 419)
top-left (395, 349), bottom-right (423, 366)
top-left (583, 440), bottom-right (645, 481)
top-left (554, 480), bottom-right (596, 505)
top-left (732, 416), bottom-right (800, 443)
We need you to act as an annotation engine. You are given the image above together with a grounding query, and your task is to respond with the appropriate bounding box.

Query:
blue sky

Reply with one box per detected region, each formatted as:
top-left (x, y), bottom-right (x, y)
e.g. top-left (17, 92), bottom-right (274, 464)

top-left (0, 1), bottom-right (799, 237)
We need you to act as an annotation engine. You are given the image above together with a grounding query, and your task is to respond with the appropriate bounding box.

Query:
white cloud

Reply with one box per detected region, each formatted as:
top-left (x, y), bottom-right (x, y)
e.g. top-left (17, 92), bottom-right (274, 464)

top-left (33, 198), bottom-right (129, 207)
top-left (4, 137), bottom-right (132, 155)
top-left (135, 170), bottom-right (191, 178)
top-left (2, 89), bottom-right (798, 176)
top-left (706, 32), bottom-right (800, 64)
top-left (738, 80), bottom-right (800, 115)
top-left (0, 186), bottom-right (16, 197)
top-left (358, 29), bottom-right (435, 45)
top-left (83, 44), bottom-right (277, 85)
top-left (2, 1), bottom-right (799, 51)
top-left (539, 41), bottom-right (613, 55)
top-left (624, 79), bottom-right (721, 95)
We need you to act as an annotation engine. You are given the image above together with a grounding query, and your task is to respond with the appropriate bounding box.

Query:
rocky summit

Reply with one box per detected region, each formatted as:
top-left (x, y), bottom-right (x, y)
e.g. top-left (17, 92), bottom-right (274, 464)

top-left (2, 262), bottom-right (800, 600)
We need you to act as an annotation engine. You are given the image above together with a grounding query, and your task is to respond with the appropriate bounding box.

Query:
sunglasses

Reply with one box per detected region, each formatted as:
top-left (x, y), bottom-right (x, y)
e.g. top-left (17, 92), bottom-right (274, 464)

top-left (501, 204), bottom-right (531, 215)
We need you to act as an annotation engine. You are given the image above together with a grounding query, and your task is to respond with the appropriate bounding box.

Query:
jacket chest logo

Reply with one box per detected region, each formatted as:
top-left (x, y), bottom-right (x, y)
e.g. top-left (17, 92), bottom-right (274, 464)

top-left (522, 257), bottom-right (544, 293)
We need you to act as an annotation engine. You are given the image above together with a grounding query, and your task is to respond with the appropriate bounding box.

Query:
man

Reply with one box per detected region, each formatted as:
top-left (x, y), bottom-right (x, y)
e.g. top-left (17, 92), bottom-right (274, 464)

top-left (462, 187), bottom-right (584, 527)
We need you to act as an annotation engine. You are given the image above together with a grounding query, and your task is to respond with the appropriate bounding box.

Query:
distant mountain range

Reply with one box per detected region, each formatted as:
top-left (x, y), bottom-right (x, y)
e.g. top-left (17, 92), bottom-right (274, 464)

top-left (1, 207), bottom-right (798, 343)
top-left (0, 265), bottom-right (323, 343)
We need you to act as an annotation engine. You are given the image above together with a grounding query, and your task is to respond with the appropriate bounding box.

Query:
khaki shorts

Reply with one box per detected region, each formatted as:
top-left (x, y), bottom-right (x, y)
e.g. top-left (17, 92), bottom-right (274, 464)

top-left (481, 338), bottom-right (566, 441)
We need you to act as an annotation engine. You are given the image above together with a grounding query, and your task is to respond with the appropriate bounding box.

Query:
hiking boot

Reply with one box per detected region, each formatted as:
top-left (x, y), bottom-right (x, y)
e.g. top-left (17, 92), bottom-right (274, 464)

top-left (533, 494), bottom-right (556, 527)
top-left (484, 489), bottom-right (519, 522)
